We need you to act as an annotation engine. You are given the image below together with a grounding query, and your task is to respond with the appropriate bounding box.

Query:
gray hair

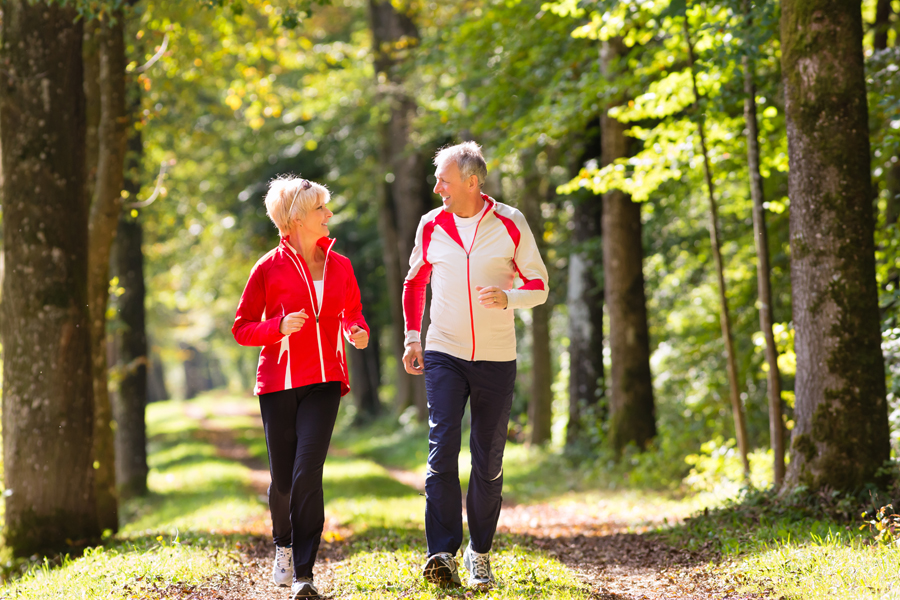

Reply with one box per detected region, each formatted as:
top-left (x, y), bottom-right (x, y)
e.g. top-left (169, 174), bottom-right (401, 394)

top-left (434, 141), bottom-right (487, 190)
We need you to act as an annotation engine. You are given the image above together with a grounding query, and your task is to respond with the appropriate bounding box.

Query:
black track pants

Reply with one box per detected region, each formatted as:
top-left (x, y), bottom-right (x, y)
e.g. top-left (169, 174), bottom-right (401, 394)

top-left (259, 381), bottom-right (341, 579)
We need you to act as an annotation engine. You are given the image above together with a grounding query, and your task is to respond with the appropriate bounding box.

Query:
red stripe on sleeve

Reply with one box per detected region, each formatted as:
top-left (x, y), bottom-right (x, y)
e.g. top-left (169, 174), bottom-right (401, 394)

top-left (402, 220), bottom-right (436, 332)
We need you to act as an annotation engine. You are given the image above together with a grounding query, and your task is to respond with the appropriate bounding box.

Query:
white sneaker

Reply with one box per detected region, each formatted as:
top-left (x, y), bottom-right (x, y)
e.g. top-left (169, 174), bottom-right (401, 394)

top-left (463, 543), bottom-right (495, 590)
top-left (291, 577), bottom-right (320, 599)
top-left (272, 545), bottom-right (293, 587)
top-left (422, 552), bottom-right (462, 588)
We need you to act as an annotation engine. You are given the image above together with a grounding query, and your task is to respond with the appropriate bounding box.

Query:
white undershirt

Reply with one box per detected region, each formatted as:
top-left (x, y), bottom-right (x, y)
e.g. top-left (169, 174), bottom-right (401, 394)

top-left (453, 202), bottom-right (488, 251)
top-left (313, 280), bottom-right (323, 307)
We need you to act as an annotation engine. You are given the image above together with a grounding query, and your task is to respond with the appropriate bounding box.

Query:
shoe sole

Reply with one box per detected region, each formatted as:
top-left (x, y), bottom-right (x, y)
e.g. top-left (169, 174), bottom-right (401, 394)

top-left (423, 557), bottom-right (461, 588)
top-left (291, 586), bottom-right (320, 599)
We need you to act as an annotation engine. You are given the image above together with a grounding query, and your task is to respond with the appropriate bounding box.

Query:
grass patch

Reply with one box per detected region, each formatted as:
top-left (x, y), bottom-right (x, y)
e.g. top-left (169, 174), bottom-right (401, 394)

top-left (658, 487), bottom-right (900, 599)
top-left (328, 534), bottom-right (592, 599)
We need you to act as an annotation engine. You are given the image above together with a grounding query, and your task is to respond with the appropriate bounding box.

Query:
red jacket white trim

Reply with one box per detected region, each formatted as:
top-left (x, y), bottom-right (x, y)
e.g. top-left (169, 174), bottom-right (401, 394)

top-left (403, 195), bottom-right (549, 362)
top-left (232, 236), bottom-right (369, 396)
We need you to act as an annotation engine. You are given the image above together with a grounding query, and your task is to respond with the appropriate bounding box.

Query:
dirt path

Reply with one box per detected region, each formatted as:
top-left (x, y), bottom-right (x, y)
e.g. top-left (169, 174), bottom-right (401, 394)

top-left (167, 403), bottom-right (766, 599)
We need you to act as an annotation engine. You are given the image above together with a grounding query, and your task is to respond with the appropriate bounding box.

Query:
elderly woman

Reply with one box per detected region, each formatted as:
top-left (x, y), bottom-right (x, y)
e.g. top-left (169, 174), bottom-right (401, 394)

top-left (233, 176), bottom-right (369, 599)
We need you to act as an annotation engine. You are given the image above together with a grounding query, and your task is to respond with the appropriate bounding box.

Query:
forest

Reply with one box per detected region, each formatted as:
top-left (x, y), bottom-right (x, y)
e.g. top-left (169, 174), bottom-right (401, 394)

top-left (0, 0), bottom-right (899, 598)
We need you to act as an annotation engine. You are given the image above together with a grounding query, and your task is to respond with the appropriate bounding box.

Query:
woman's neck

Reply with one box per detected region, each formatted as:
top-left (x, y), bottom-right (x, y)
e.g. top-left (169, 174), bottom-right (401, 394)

top-left (288, 231), bottom-right (320, 264)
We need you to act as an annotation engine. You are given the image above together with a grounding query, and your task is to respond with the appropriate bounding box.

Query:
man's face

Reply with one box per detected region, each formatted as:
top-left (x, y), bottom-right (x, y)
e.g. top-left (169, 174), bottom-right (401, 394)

top-left (433, 160), bottom-right (472, 215)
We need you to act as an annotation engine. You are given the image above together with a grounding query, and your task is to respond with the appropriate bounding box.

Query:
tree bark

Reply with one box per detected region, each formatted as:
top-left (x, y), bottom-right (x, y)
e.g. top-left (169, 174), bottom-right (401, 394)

top-left (84, 19), bottom-right (101, 211)
top-left (873, 0), bottom-right (893, 51)
top-left (780, 0), bottom-right (891, 491)
top-left (743, 0), bottom-right (785, 489)
top-left (520, 152), bottom-right (553, 445)
top-left (0, 1), bottom-right (100, 556)
top-left (369, 0), bottom-right (428, 419)
top-left (684, 21), bottom-right (751, 477)
top-left (87, 12), bottom-right (128, 532)
top-left (565, 186), bottom-right (605, 449)
top-left (601, 40), bottom-right (656, 454)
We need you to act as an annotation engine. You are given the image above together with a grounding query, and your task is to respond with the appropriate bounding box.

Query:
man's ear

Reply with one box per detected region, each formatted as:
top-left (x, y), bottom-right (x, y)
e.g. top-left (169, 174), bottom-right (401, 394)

top-left (468, 175), bottom-right (479, 191)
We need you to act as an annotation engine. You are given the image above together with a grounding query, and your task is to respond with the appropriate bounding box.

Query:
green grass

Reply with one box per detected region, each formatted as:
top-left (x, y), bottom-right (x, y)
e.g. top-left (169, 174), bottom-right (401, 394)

top-left (657, 487), bottom-right (900, 599)
top-left (4, 390), bottom-right (898, 599)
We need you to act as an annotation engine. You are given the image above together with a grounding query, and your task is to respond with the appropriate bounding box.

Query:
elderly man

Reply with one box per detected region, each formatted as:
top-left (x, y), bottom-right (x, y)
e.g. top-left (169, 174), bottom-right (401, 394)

top-left (402, 141), bottom-right (549, 590)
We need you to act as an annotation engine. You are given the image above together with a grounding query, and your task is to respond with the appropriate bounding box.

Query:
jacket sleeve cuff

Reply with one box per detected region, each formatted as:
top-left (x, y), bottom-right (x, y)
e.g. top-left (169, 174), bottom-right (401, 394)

top-left (405, 330), bottom-right (421, 346)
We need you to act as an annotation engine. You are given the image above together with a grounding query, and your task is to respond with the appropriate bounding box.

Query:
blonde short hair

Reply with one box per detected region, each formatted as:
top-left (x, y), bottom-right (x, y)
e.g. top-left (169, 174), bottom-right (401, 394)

top-left (264, 176), bottom-right (329, 236)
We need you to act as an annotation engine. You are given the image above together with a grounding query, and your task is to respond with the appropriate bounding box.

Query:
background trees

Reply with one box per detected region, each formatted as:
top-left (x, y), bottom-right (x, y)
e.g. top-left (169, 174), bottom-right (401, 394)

top-left (1, 0), bottom-right (899, 557)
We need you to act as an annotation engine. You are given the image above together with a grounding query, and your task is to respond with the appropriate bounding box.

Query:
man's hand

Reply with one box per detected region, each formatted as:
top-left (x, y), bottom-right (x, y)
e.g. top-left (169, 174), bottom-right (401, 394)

top-left (349, 325), bottom-right (369, 349)
top-left (476, 286), bottom-right (508, 310)
top-left (279, 309), bottom-right (307, 335)
top-left (402, 341), bottom-right (424, 375)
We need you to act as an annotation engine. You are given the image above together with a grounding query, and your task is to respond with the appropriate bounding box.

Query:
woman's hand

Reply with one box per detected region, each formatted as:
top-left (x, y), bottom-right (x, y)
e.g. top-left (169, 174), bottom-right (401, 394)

top-left (349, 325), bottom-right (369, 349)
top-left (279, 309), bottom-right (307, 335)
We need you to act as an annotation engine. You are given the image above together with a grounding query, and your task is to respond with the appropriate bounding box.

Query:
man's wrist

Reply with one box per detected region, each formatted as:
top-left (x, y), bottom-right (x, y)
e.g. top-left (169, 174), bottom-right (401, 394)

top-left (404, 331), bottom-right (421, 347)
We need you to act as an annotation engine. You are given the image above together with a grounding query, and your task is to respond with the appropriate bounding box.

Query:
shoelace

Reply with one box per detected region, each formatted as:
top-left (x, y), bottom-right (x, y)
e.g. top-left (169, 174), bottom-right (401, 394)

top-left (276, 547), bottom-right (292, 571)
top-left (470, 552), bottom-right (491, 579)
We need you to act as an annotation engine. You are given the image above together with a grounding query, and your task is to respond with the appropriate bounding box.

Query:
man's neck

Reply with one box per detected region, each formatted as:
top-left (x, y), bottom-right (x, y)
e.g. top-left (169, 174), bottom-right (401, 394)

top-left (453, 194), bottom-right (485, 219)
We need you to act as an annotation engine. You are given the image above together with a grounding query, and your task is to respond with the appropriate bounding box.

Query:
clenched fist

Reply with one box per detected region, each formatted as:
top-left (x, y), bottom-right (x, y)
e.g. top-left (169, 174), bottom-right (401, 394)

top-left (349, 325), bottom-right (369, 349)
top-left (279, 309), bottom-right (308, 335)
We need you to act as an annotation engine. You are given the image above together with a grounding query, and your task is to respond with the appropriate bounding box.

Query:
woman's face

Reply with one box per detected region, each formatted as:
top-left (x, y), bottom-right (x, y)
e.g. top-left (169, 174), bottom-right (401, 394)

top-left (295, 197), bottom-right (333, 239)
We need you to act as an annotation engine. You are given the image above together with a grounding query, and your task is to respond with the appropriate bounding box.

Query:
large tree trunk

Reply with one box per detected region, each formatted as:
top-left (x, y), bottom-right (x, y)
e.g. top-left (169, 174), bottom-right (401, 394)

top-left (743, 0), bottom-right (785, 488)
top-left (601, 41), bottom-right (656, 454)
top-left (369, 0), bottom-right (428, 419)
top-left (780, 0), bottom-right (891, 491)
top-left (0, 1), bottom-right (100, 556)
top-left (685, 22), bottom-right (751, 476)
top-left (87, 12), bottom-right (128, 532)
top-left (520, 152), bottom-right (553, 445)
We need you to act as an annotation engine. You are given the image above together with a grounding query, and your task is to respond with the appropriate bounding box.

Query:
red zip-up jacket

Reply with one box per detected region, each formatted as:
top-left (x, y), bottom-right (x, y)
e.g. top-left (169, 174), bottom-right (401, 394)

top-left (232, 236), bottom-right (369, 397)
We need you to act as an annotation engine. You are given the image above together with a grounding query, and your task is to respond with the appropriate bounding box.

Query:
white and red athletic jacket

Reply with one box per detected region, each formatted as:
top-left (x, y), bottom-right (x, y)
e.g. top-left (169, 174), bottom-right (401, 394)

top-left (232, 236), bottom-right (369, 396)
top-left (403, 195), bottom-right (549, 362)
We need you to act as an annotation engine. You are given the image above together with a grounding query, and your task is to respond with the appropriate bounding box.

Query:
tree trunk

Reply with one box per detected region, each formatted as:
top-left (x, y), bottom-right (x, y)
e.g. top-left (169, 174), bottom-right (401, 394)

top-left (0, 1), bottom-right (100, 556)
top-left (369, 0), bottom-right (428, 419)
top-left (350, 327), bottom-right (383, 422)
top-left (113, 199), bottom-right (149, 498)
top-left (565, 186), bottom-right (605, 449)
top-left (684, 21), bottom-right (751, 477)
top-left (112, 82), bottom-right (148, 498)
top-left (780, 0), bottom-right (891, 491)
top-left (84, 19), bottom-right (101, 210)
top-left (875, 0), bottom-right (900, 229)
top-left (87, 12), bottom-right (128, 532)
top-left (873, 0), bottom-right (893, 51)
top-left (743, 0), bottom-right (785, 488)
top-left (520, 153), bottom-right (553, 445)
top-left (601, 40), bottom-right (656, 454)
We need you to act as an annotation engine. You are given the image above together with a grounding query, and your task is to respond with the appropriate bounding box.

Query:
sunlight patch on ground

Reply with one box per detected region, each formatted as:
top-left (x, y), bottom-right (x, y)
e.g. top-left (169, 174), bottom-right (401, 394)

top-left (0, 542), bottom-right (220, 600)
top-left (326, 542), bottom-right (593, 599)
top-left (734, 534), bottom-right (900, 599)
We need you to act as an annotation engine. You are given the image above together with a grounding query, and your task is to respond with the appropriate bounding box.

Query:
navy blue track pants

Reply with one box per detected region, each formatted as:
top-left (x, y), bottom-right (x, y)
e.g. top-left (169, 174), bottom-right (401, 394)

top-left (259, 381), bottom-right (341, 579)
top-left (423, 350), bottom-right (516, 556)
